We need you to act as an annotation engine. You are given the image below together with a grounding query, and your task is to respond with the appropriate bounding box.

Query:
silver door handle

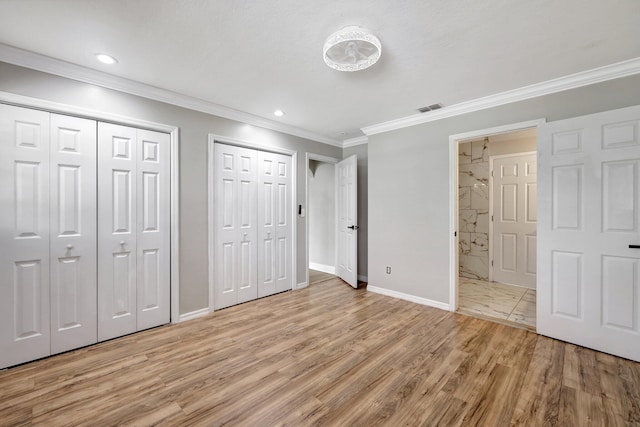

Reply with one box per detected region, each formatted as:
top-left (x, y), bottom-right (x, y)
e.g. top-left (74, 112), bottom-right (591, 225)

top-left (66, 244), bottom-right (74, 250)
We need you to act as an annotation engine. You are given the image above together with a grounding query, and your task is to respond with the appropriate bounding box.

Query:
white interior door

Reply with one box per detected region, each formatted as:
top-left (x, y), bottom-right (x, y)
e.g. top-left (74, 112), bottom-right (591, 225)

top-left (50, 114), bottom-right (97, 354)
top-left (0, 105), bottom-right (51, 368)
top-left (258, 150), bottom-right (292, 297)
top-left (214, 144), bottom-right (258, 309)
top-left (98, 123), bottom-right (138, 341)
top-left (136, 129), bottom-right (170, 331)
top-left (491, 153), bottom-right (537, 288)
top-left (336, 155), bottom-right (358, 288)
top-left (538, 104), bottom-right (640, 362)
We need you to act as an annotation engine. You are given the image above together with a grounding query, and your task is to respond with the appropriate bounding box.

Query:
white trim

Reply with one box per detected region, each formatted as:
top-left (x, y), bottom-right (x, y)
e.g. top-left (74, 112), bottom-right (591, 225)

top-left (449, 120), bottom-right (545, 313)
top-left (309, 262), bottom-right (336, 275)
top-left (304, 152), bottom-right (339, 289)
top-left (208, 135), bottom-right (298, 309)
top-left (177, 308), bottom-right (210, 323)
top-left (0, 90), bottom-right (182, 324)
top-left (0, 43), bottom-right (341, 147)
top-left (488, 151), bottom-right (537, 285)
top-left (362, 57), bottom-right (640, 136)
top-left (296, 281), bottom-right (309, 290)
top-left (342, 135), bottom-right (368, 147)
top-left (367, 285), bottom-right (450, 311)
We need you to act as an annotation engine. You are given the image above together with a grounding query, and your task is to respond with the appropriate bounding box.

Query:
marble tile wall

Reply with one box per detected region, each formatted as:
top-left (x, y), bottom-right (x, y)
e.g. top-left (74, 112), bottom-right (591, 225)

top-left (459, 138), bottom-right (489, 280)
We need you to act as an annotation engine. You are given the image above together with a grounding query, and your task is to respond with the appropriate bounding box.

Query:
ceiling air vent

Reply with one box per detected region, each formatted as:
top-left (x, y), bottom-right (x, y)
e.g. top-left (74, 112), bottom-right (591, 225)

top-left (417, 103), bottom-right (444, 113)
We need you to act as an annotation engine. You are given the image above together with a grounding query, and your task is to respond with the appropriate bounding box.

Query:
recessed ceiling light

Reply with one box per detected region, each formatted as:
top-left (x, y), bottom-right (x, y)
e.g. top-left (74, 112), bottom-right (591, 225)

top-left (95, 53), bottom-right (117, 65)
top-left (274, 110), bottom-right (285, 117)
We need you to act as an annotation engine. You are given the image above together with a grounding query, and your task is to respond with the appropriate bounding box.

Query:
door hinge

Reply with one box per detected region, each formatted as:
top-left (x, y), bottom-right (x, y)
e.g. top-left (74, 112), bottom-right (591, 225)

top-left (491, 260), bottom-right (494, 266)
top-left (491, 170), bottom-right (494, 177)
top-left (454, 231), bottom-right (457, 237)
top-left (491, 215), bottom-right (493, 221)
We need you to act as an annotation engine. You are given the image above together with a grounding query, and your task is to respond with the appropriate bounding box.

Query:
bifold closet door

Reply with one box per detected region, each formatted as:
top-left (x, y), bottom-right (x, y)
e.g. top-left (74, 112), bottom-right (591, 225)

top-left (257, 151), bottom-right (292, 297)
top-left (0, 105), bottom-right (51, 368)
top-left (50, 113), bottom-right (97, 355)
top-left (98, 123), bottom-right (170, 341)
top-left (214, 144), bottom-right (258, 309)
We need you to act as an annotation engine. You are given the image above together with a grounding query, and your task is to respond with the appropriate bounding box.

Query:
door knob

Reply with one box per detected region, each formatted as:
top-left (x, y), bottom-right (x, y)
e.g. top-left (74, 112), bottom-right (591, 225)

top-left (120, 241), bottom-right (126, 246)
top-left (347, 225), bottom-right (360, 230)
top-left (66, 244), bottom-right (74, 250)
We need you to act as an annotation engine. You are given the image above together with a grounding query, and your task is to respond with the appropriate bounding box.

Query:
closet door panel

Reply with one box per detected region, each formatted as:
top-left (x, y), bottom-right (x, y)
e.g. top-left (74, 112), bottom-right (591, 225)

top-left (258, 151), bottom-right (292, 296)
top-left (0, 105), bottom-right (51, 368)
top-left (50, 114), bottom-right (97, 354)
top-left (214, 144), bottom-right (257, 309)
top-left (98, 123), bottom-right (137, 341)
top-left (258, 153), bottom-right (276, 297)
top-left (136, 129), bottom-right (170, 330)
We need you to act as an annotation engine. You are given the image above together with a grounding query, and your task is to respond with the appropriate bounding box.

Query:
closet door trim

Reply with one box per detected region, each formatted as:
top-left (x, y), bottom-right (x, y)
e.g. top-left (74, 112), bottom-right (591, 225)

top-left (0, 91), bottom-right (181, 325)
top-left (208, 134), bottom-right (298, 313)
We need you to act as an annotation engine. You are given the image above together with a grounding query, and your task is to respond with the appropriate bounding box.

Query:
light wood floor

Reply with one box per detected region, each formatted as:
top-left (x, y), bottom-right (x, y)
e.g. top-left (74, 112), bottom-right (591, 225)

top-left (1, 278), bottom-right (639, 426)
top-left (308, 269), bottom-right (336, 285)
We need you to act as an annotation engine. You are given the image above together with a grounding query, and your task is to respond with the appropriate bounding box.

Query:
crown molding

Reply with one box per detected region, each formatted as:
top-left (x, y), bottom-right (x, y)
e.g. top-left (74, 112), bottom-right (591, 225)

top-left (0, 43), bottom-right (342, 147)
top-left (342, 135), bottom-right (368, 147)
top-left (362, 57), bottom-right (640, 136)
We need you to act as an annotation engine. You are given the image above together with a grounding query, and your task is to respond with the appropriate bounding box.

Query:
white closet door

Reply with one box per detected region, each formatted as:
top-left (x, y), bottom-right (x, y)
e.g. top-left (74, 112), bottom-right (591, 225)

top-left (258, 151), bottom-right (292, 297)
top-left (136, 129), bottom-right (170, 330)
top-left (50, 114), bottom-right (97, 354)
top-left (214, 144), bottom-right (258, 309)
top-left (98, 123), bottom-right (138, 341)
top-left (0, 105), bottom-right (51, 368)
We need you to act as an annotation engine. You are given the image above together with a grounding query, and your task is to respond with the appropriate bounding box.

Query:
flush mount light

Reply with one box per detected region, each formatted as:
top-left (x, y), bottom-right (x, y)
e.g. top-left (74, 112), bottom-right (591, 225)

top-left (323, 26), bottom-right (381, 72)
top-left (274, 110), bottom-right (285, 117)
top-left (95, 53), bottom-right (117, 65)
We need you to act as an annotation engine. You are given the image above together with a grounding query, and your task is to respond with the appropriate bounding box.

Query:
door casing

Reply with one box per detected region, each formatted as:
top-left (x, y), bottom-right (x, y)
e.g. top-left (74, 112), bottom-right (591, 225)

top-left (208, 134), bottom-right (297, 311)
top-left (449, 119), bottom-right (546, 312)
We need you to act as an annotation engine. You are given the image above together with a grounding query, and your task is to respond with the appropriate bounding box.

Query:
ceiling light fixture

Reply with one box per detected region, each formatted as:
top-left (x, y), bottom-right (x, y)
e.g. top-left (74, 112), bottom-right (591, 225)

top-left (95, 53), bottom-right (117, 65)
top-left (323, 26), bottom-right (381, 72)
top-left (274, 110), bottom-right (285, 117)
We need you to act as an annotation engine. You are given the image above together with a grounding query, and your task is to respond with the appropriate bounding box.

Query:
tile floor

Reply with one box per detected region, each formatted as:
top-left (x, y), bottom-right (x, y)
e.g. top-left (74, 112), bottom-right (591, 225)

top-left (457, 277), bottom-right (536, 329)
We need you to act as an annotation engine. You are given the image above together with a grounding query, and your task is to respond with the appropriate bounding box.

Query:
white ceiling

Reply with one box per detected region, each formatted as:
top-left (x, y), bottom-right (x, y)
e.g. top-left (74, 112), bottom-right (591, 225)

top-left (0, 0), bottom-right (639, 144)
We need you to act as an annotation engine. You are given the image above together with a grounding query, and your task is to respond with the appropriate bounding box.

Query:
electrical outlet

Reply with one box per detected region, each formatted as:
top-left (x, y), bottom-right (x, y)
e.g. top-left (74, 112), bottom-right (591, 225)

top-left (386, 266), bottom-right (391, 274)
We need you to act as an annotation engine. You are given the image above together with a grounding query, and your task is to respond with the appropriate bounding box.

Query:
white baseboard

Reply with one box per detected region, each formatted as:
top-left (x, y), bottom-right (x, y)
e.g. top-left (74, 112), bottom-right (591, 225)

top-left (177, 307), bottom-right (210, 323)
top-left (367, 285), bottom-right (450, 311)
top-left (358, 274), bottom-right (368, 282)
top-left (309, 262), bottom-right (335, 275)
top-left (296, 281), bottom-right (309, 290)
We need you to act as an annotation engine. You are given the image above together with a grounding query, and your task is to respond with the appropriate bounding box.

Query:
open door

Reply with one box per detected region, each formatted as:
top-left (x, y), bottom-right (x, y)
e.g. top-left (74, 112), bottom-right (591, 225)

top-left (336, 155), bottom-right (358, 288)
top-left (538, 104), bottom-right (640, 362)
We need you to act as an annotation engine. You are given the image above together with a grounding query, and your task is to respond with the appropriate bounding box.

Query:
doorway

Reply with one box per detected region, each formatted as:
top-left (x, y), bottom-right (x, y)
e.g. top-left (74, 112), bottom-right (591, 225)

top-left (453, 125), bottom-right (539, 329)
top-left (306, 154), bottom-right (338, 285)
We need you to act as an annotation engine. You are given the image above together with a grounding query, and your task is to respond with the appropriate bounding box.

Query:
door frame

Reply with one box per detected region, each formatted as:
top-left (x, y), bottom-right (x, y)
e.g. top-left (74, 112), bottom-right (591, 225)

top-left (208, 134), bottom-right (298, 311)
top-left (448, 119), bottom-right (545, 312)
top-left (0, 90), bottom-right (182, 324)
top-left (303, 152), bottom-right (339, 288)
top-left (488, 151), bottom-right (537, 284)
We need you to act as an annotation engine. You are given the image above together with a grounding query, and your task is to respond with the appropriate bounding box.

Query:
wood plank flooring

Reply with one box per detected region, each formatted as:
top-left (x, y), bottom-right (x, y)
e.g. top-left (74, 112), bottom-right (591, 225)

top-left (1, 278), bottom-right (639, 426)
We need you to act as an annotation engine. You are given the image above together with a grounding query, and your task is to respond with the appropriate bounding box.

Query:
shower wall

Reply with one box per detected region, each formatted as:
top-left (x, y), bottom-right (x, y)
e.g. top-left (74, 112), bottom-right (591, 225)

top-left (459, 138), bottom-right (489, 280)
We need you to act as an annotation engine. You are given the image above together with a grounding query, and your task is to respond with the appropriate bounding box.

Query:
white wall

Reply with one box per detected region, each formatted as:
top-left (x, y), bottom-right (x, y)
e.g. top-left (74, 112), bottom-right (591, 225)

top-left (308, 160), bottom-right (335, 269)
top-left (0, 62), bottom-right (343, 315)
top-left (368, 74), bottom-right (640, 306)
